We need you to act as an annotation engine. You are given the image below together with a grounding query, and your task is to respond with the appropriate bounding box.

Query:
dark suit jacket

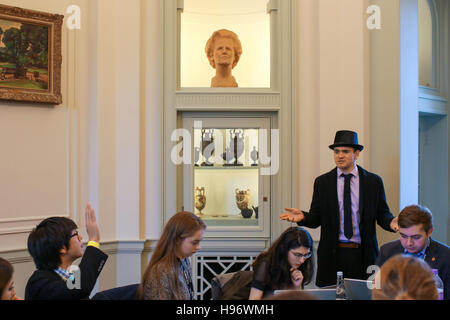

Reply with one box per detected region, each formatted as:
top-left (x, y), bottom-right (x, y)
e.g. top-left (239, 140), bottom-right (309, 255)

top-left (298, 165), bottom-right (395, 287)
top-left (376, 238), bottom-right (450, 300)
top-left (25, 246), bottom-right (108, 300)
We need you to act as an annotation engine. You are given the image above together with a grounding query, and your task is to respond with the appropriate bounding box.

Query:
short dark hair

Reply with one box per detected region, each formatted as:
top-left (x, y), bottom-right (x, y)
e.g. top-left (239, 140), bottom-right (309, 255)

top-left (398, 205), bottom-right (433, 233)
top-left (27, 217), bottom-right (78, 270)
top-left (0, 257), bottom-right (14, 295)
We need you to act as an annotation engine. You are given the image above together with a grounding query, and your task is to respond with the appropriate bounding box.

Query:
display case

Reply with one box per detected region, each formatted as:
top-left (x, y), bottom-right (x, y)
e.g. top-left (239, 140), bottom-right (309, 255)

top-left (183, 115), bottom-right (271, 238)
top-left (180, 0), bottom-right (271, 88)
top-left (163, 0), bottom-right (297, 299)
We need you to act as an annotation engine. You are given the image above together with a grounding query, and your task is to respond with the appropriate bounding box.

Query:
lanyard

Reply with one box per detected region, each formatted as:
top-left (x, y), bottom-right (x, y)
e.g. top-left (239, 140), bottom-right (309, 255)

top-left (180, 259), bottom-right (194, 300)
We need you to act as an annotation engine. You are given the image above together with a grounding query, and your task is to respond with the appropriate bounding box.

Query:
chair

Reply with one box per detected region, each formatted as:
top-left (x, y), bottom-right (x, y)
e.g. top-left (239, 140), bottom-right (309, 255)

top-left (211, 270), bottom-right (253, 300)
top-left (211, 272), bottom-right (237, 300)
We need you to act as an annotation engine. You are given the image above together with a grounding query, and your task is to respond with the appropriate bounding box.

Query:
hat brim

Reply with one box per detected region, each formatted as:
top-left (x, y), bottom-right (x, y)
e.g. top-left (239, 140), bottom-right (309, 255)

top-left (329, 143), bottom-right (364, 151)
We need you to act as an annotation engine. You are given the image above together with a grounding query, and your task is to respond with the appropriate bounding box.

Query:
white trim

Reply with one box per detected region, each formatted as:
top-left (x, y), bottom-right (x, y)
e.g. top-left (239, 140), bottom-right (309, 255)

top-left (0, 240), bottom-right (146, 260)
top-left (0, 226), bottom-right (35, 236)
top-left (0, 215), bottom-right (70, 224)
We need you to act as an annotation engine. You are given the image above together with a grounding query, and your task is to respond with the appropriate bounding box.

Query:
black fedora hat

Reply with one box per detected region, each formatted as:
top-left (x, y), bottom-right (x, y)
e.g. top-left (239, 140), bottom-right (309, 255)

top-left (329, 130), bottom-right (364, 151)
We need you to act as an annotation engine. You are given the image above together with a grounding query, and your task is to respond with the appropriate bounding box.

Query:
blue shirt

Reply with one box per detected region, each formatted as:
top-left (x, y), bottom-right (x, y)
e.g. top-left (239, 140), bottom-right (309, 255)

top-left (403, 246), bottom-right (427, 260)
top-left (337, 166), bottom-right (361, 244)
top-left (54, 267), bottom-right (75, 282)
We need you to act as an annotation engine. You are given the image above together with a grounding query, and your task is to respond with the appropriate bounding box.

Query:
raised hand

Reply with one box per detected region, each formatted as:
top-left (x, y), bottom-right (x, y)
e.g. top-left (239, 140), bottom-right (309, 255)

top-left (85, 202), bottom-right (100, 242)
top-left (280, 208), bottom-right (305, 223)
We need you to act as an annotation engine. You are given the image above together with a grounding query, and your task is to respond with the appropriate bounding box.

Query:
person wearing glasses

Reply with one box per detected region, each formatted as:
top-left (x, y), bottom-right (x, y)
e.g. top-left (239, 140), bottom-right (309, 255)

top-left (25, 203), bottom-right (108, 300)
top-left (249, 227), bottom-right (314, 300)
top-left (280, 130), bottom-right (398, 287)
top-left (376, 204), bottom-right (450, 300)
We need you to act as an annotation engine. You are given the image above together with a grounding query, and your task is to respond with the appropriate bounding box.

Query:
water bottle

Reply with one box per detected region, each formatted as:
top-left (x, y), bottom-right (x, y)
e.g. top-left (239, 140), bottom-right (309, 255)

top-left (432, 269), bottom-right (444, 300)
top-left (336, 271), bottom-right (346, 300)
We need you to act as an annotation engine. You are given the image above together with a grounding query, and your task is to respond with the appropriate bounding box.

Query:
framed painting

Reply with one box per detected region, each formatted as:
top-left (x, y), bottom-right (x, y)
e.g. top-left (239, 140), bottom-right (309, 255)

top-left (0, 4), bottom-right (63, 104)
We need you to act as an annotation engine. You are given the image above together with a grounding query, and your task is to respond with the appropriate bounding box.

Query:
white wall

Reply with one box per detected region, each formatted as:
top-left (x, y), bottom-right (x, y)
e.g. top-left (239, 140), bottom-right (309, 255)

top-left (296, 0), bottom-right (370, 241)
top-left (1, 0), bottom-right (445, 299)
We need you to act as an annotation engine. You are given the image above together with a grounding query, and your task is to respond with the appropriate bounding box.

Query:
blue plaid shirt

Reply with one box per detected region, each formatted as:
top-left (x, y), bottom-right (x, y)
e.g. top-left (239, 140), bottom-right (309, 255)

top-left (54, 267), bottom-right (75, 282)
top-left (403, 247), bottom-right (427, 260)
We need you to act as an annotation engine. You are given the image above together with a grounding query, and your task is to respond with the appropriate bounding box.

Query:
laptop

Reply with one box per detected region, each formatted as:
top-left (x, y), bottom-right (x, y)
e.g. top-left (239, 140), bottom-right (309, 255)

top-left (344, 278), bottom-right (372, 300)
top-left (274, 288), bottom-right (336, 300)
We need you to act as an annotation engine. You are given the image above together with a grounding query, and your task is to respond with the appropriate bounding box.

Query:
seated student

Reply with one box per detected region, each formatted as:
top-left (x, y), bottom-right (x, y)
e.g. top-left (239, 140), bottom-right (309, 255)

top-left (0, 257), bottom-right (22, 300)
top-left (249, 227), bottom-right (314, 300)
top-left (137, 211), bottom-right (206, 300)
top-left (372, 255), bottom-right (438, 300)
top-left (25, 203), bottom-right (108, 300)
top-left (375, 204), bottom-right (450, 300)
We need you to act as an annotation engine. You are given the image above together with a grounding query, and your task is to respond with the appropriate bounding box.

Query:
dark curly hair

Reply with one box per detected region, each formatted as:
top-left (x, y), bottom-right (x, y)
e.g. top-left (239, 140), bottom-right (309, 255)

top-left (253, 227), bottom-right (314, 291)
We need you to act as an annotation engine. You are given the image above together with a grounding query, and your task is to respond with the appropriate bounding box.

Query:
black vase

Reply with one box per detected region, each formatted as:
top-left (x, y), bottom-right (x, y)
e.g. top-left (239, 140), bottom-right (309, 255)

top-left (252, 206), bottom-right (258, 219)
top-left (241, 208), bottom-right (253, 219)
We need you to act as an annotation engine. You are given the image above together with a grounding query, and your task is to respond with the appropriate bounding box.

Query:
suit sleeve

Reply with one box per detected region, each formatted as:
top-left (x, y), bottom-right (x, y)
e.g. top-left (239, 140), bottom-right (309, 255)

top-left (375, 245), bottom-right (388, 267)
top-left (298, 177), bottom-right (322, 229)
top-left (375, 176), bottom-right (395, 232)
top-left (27, 246), bottom-right (108, 300)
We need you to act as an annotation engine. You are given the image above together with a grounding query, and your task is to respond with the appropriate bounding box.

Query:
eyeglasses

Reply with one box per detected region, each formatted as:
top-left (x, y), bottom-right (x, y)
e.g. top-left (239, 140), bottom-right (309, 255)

top-left (70, 231), bottom-right (80, 239)
top-left (291, 251), bottom-right (312, 259)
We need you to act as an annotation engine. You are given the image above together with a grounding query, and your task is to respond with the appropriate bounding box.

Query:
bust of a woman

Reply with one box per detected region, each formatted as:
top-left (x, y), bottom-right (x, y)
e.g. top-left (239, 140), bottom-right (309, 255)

top-left (205, 29), bottom-right (242, 87)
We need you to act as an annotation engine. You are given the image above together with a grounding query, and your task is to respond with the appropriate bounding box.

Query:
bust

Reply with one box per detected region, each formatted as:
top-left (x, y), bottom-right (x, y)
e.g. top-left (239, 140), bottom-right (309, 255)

top-left (205, 29), bottom-right (242, 88)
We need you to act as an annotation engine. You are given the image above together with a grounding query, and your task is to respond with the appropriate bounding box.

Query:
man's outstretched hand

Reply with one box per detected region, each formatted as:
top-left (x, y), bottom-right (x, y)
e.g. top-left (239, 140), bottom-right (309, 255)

top-left (280, 208), bottom-right (305, 223)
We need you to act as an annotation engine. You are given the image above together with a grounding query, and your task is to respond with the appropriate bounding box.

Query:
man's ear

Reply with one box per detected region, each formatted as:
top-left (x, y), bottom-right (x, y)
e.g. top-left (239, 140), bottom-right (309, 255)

top-left (60, 246), bottom-right (68, 255)
top-left (427, 227), bottom-right (434, 238)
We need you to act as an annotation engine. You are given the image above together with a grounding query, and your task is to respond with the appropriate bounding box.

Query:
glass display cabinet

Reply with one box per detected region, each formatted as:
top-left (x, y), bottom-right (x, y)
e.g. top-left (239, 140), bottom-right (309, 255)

top-left (183, 115), bottom-right (271, 238)
top-left (162, 0), bottom-right (296, 299)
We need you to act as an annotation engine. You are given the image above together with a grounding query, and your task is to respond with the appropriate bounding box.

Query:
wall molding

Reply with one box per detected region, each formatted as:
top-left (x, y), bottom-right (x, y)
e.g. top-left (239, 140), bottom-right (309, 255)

top-left (0, 215), bottom-right (71, 236)
top-left (0, 239), bottom-right (147, 264)
top-left (0, 226), bottom-right (36, 236)
top-left (175, 92), bottom-right (281, 110)
top-left (0, 215), bottom-right (68, 224)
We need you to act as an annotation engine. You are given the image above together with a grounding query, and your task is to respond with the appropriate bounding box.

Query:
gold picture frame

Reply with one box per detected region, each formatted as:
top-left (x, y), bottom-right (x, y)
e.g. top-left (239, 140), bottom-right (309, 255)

top-left (0, 4), bottom-right (63, 104)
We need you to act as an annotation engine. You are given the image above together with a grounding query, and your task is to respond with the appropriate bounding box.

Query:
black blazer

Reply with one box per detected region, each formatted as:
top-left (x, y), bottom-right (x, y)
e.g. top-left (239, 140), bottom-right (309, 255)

top-left (25, 246), bottom-right (108, 300)
top-left (376, 238), bottom-right (450, 300)
top-left (298, 165), bottom-right (395, 287)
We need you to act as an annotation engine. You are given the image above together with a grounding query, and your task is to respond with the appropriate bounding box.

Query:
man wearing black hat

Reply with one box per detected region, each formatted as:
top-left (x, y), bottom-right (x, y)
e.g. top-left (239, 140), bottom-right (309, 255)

top-left (280, 130), bottom-right (399, 287)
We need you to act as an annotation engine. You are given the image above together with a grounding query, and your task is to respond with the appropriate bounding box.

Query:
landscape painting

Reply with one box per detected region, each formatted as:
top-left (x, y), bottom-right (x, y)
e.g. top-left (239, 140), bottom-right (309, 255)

top-left (0, 4), bottom-right (63, 104)
top-left (0, 19), bottom-right (50, 90)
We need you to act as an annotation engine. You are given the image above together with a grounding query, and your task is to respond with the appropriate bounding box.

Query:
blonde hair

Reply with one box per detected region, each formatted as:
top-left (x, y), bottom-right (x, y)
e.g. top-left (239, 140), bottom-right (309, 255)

top-left (372, 255), bottom-right (438, 300)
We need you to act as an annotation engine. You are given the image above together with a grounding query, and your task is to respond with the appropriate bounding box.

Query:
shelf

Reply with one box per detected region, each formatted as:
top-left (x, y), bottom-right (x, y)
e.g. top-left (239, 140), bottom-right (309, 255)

top-left (198, 214), bottom-right (258, 227)
top-left (194, 165), bottom-right (259, 170)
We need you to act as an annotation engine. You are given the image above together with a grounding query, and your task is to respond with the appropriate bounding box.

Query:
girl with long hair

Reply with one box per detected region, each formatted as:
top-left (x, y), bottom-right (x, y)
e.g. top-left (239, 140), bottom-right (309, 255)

top-left (249, 227), bottom-right (314, 299)
top-left (137, 211), bottom-right (206, 300)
